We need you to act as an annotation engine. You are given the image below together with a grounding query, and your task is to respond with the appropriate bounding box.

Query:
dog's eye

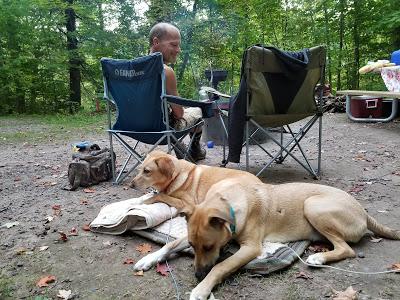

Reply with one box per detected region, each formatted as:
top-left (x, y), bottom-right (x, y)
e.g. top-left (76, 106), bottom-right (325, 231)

top-left (203, 245), bottom-right (213, 252)
top-left (143, 168), bottom-right (151, 174)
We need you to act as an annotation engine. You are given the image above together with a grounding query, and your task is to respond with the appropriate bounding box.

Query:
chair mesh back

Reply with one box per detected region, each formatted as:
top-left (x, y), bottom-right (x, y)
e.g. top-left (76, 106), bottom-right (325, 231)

top-left (245, 46), bottom-right (326, 127)
top-left (101, 53), bottom-right (166, 132)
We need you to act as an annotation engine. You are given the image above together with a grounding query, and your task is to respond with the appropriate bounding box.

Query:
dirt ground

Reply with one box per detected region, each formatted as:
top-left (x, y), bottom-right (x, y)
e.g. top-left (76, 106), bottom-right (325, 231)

top-left (1, 113), bottom-right (399, 300)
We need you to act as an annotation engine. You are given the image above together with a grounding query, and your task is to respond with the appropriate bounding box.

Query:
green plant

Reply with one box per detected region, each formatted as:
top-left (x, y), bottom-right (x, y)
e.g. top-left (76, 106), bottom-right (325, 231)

top-left (0, 275), bottom-right (13, 299)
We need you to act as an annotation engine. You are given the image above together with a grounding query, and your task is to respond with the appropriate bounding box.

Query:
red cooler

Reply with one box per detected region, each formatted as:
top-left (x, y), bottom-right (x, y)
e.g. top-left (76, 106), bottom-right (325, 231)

top-left (350, 95), bottom-right (383, 118)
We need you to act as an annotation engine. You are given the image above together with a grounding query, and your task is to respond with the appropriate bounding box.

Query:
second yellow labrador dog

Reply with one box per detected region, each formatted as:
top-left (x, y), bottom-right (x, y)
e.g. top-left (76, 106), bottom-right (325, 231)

top-left (129, 150), bottom-right (261, 209)
top-left (135, 173), bottom-right (400, 300)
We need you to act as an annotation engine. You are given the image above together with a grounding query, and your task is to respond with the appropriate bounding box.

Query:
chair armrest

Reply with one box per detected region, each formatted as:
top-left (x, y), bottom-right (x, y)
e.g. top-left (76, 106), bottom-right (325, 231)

top-left (164, 95), bottom-right (214, 118)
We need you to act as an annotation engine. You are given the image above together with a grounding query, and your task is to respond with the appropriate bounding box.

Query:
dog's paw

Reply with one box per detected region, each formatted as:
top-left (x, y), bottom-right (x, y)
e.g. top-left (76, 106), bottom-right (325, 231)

top-left (189, 286), bottom-right (212, 300)
top-left (143, 195), bottom-right (158, 205)
top-left (134, 251), bottom-right (161, 271)
top-left (306, 253), bottom-right (326, 265)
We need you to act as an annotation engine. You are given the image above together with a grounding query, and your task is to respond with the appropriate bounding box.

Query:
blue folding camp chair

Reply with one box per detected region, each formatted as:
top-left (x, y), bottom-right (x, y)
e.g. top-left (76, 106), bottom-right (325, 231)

top-left (101, 52), bottom-right (212, 184)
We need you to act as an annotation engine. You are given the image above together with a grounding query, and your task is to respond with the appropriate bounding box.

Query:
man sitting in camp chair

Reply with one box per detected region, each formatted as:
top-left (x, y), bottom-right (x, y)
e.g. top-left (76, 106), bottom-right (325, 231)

top-left (149, 22), bottom-right (206, 161)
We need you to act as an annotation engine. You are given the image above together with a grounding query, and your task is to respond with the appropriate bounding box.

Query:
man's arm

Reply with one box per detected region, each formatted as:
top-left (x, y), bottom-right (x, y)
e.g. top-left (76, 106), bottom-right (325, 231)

top-left (165, 65), bottom-right (184, 119)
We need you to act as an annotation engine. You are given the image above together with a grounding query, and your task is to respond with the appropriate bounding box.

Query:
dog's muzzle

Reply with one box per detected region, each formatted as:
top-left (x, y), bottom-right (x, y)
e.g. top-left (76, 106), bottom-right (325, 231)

top-left (195, 265), bottom-right (213, 281)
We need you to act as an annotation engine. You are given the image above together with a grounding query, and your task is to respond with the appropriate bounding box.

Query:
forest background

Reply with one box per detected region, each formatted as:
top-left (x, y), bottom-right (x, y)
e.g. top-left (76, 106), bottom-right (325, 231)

top-left (1, 0), bottom-right (399, 115)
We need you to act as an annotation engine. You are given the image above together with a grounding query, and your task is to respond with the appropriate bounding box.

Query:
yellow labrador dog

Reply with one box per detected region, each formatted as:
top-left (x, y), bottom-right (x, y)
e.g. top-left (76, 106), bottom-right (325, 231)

top-left (129, 150), bottom-right (261, 209)
top-left (135, 175), bottom-right (400, 300)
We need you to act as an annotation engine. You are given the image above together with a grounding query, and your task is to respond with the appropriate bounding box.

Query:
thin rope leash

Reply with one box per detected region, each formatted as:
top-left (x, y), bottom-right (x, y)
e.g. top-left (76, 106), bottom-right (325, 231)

top-left (165, 206), bottom-right (181, 300)
top-left (284, 245), bottom-right (400, 275)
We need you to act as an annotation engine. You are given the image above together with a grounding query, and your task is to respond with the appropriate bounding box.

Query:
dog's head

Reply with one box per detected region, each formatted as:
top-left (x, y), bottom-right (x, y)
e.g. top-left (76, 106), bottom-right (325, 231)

top-left (130, 150), bottom-right (177, 192)
top-left (182, 200), bottom-right (234, 281)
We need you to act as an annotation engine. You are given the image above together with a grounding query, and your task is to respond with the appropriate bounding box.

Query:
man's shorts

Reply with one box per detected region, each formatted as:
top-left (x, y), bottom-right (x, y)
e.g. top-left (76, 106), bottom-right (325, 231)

top-left (172, 107), bottom-right (203, 131)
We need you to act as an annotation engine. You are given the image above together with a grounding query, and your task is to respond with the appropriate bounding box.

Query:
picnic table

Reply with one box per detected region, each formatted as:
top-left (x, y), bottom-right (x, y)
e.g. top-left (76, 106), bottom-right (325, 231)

top-left (336, 90), bottom-right (400, 122)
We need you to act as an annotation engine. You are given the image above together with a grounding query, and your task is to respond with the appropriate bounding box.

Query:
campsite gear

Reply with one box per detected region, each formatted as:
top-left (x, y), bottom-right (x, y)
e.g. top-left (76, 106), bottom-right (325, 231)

top-left (67, 146), bottom-right (115, 191)
top-left (73, 141), bottom-right (90, 151)
top-left (350, 95), bottom-right (383, 118)
top-left (336, 90), bottom-right (400, 123)
top-left (225, 45), bottom-right (326, 178)
top-left (391, 49), bottom-right (400, 65)
top-left (100, 53), bottom-right (212, 184)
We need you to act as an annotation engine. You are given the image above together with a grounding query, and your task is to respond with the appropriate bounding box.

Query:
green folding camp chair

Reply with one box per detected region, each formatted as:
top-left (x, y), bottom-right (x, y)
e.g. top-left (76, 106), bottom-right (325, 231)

top-left (227, 45), bottom-right (326, 178)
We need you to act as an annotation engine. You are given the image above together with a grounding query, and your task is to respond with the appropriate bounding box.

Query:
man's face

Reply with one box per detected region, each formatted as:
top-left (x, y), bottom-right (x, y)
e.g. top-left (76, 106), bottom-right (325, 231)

top-left (153, 29), bottom-right (181, 64)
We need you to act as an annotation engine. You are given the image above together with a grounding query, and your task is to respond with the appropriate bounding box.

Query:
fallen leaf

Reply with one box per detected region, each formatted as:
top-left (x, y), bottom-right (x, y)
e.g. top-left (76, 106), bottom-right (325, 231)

top-left (1, 221), bottom-right (20, 228)
top-left (332, 286), bottom-right (358, 300)
top-left (83, 188), bottom-right (96, 193)
top-left (123, 258), bottom-right (135, 265)
top-left (39, 246), bottom-right (49, 251)
top-left (36, 275), bottom-right (56, 287)
top-left (295, 271), bottom-right (313, 279)
top-left (354, 153), bottom-right (365, 161)
top-left (370, 237), bottom-right (382, 243)
top-left (57, 289), bottom-right (72, 299)
top-left (69, 227), bottom-right (78, 236)
top-left (390, 263), bottom-right (400, 271)
top-left (82, 224), bottom-right (91, 231)
top-left (58, 231), bottom-right (68, 242)
top-left (136, 243), bottom-right (152, 254)
top-left (45, 216), bottom-right (54, 223)
top-left (348, 184), bottom-right (364, 194)
top-left (52, 205), bottom-right (61, 216)
top-left (308, 242), bottom-right (331, 253)
top-left (134, 270), bottom-right (144, 276)
top-left (156, 262), bottom-right (170, 276)
top-left (15, 247), bottom-right (28, 255)
top-left (103, 240), bottom-right (114, 247)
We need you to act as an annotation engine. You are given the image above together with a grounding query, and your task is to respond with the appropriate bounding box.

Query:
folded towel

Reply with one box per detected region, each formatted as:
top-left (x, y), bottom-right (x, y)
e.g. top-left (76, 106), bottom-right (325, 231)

top-left (89, 193), bottom-right (178, 235)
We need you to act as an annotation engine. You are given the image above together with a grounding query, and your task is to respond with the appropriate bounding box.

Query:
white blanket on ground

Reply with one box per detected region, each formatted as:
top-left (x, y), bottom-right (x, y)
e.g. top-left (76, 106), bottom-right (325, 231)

top-left (89, 193), bottom-right (179, 235)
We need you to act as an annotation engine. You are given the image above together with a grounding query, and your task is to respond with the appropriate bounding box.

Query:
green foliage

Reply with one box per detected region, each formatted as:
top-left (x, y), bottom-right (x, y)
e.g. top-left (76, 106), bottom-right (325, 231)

top-left (0, 0), bottom-right (397, 114)
top-left (0, 275), bottom-right (13, 299)
top-left (0, 111), bottom-right (106, 142)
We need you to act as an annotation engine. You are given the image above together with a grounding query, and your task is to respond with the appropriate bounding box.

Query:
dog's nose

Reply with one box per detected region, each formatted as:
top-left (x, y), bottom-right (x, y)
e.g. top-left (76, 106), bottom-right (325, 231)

top-left (195, 270), bottom-right (207, 281)
top-left (195, 265), bottom-right (212, 281)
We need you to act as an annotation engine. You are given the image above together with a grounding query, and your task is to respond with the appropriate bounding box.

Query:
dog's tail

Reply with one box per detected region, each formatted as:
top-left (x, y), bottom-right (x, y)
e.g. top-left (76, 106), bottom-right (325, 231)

top-left (367, 215), bottom-right (400, 239)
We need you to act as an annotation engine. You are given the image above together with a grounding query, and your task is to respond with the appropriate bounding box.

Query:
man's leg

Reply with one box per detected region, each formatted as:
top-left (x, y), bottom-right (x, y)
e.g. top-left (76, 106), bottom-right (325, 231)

top-left (174, 107), bottom-right (206, 161)
top-left (183, 107), bottom-right (206, 161)
top-left (189, 129), bottom-right (206, 161)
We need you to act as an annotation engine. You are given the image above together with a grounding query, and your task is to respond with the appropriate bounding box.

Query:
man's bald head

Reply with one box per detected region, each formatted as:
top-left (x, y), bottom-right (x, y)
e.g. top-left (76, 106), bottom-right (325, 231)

top-left (149, 22), bottom-right (181, 64)
top-left (149, 22), bottom-right (180, 47)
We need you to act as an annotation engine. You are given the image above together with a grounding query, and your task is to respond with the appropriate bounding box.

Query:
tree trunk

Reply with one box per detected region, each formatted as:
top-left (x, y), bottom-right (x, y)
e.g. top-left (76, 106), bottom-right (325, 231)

top-left (337, 0), bottom-right (346, 91)
top-left (177, 0), bottom-right (198, 82)
top-left (5, 3), bottom-right (25, 113)
top-left (65, 0), bottom-right (81, 113)
top-left (352, 0), bottom-right (361, 89)
top-left (323, 0), bottom-right (332, 85)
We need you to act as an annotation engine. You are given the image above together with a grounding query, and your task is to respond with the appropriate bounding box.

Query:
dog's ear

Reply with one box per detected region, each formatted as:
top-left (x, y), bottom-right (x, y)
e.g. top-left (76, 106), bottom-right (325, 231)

top-left (154, 156), bottom-right (174, 179)
top-left (208, 208), bottom-right (232, 229)
top-left (179, 205), bottom-right (194, 221)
